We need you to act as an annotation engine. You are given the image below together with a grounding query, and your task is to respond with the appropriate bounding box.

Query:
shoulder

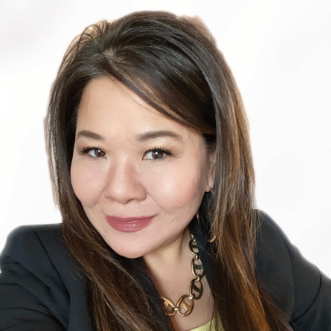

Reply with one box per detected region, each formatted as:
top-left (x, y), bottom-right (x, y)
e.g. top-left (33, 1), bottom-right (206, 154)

top-left (1, 223), bottom-right (64, 259)
top-left (255, 211), bottom-right (331, 330)
top-left (0, 224), bottom-right (93, 331)
top-left (0, 224), bottom-right (71, 283)
top-left (255, 211), bottom-right (295, 318)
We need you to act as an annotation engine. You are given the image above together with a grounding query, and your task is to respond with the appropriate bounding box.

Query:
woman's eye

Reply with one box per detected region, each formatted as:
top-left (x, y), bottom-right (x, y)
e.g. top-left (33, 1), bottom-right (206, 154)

top-left (89, 148), bottom-right (105, 158)
top-left (143, 149), bottom-right (170, 161)
top-left (80, 147), bottom-right (106, 158)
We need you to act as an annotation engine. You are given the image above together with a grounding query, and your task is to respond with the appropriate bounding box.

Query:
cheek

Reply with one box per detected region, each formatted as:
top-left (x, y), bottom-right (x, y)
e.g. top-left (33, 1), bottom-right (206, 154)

top-left (70, 160), bottom-right (107, 205)
top-left (146, 163), bottom-right (206, 211)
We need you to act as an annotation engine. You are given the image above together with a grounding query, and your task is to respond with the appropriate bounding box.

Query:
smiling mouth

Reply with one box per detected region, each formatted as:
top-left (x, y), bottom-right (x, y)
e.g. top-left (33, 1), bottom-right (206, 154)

top-left (105, 215), bottom-right (155, 232)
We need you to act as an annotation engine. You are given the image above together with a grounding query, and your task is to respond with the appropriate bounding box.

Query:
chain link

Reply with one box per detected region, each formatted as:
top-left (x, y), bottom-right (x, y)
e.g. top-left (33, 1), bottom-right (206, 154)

top-left (161, 234), bottom-right (204, 317)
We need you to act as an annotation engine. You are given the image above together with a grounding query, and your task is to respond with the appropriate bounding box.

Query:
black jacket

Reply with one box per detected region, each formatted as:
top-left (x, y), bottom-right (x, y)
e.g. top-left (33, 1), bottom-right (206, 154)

top-left (0, 211), bottom-right (330, 330)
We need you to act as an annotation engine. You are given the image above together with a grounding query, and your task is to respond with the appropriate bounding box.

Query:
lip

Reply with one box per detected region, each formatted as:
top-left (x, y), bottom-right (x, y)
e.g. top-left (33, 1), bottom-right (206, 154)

top-left (105, 215), bottom-right (155, 232)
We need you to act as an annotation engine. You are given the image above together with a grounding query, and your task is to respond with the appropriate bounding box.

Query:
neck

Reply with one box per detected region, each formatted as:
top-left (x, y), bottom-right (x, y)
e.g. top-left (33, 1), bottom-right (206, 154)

top-left (142, 227), bottom-right (191, 277)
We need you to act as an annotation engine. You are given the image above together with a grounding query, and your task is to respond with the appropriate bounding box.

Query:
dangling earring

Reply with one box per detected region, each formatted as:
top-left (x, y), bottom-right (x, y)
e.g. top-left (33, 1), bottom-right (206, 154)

top-left (196, 209), bottom-right (217, 243)
top-left (208, 234), bottom-right (217, 243)
top-left (205, 187), bottom-right (216, 242)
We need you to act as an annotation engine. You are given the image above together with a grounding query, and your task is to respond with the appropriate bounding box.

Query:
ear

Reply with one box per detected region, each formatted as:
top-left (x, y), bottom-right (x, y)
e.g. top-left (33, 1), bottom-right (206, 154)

top-left (206, 150), bottom-right (216, 193)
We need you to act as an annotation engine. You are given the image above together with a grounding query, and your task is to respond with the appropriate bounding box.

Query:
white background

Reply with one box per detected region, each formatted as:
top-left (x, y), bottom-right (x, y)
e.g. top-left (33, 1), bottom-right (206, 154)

top-left (0, 0), bottom-right (330, 277)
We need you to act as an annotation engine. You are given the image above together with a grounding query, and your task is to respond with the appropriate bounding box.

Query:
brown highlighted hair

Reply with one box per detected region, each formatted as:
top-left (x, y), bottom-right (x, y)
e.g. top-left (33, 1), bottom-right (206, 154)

top-left (45, 11), bottom-right (292, 331)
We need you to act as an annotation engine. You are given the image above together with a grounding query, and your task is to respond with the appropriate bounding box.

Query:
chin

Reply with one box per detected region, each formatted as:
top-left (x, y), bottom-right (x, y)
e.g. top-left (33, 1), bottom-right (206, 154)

top-left (112, 247), bottom-right (145, 259)
top-left (104, 238), bottom-right (148, 259)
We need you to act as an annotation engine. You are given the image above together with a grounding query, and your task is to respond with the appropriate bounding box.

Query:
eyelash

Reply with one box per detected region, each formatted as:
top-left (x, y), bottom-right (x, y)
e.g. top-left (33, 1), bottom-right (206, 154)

top-left (80, 145), bottom-right (105, 160)
top-left (79, 145), bottom-right (173, 161)
top-left (144, 146), bottom-right (172, 161)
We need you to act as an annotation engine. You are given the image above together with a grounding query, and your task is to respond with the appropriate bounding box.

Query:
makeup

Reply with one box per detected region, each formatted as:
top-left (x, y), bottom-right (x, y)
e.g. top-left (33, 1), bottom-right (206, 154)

top-left (105, 215), bottom-right (155, 232)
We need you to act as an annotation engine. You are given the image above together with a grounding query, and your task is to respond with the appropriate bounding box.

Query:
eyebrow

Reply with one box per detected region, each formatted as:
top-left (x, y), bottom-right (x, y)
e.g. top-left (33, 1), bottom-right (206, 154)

top-left (76, 129), bottom-right (183, 142)
top-left (136, 130), bottom-right (183, 142)
top-left (76, 130), bottom-right (105, 141)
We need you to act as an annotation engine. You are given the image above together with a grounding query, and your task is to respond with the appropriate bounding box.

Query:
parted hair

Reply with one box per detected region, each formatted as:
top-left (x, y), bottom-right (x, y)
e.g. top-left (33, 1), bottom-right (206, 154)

top-left (45, 11), bottom-right (292, 331)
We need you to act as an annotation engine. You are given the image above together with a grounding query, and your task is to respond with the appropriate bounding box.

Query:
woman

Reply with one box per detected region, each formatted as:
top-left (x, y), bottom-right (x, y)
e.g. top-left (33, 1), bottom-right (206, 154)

top-left (0, 11), bottom-right (330, 331)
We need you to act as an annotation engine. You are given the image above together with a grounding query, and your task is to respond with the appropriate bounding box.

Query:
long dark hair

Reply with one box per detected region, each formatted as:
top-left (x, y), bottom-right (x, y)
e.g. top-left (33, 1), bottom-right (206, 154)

top-left (45, 11), bottom-right (292, 331)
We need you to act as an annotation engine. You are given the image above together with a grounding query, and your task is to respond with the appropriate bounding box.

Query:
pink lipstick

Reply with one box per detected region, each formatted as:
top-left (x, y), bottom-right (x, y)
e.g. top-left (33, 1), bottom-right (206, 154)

top-left (105, 215), bottom-right (154, 232)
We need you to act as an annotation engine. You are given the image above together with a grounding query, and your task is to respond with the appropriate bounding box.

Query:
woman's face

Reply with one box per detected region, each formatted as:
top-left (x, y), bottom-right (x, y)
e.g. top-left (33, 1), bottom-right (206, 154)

top-left (71, 77), bottom-right (215, 259)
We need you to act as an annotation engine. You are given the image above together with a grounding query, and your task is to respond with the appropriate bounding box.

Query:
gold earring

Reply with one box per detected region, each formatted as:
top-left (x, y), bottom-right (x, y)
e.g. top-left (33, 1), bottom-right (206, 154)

top-left (196, 212), bottom-right (217, 243)
top-left (208, 234), bottom-right (217, 243)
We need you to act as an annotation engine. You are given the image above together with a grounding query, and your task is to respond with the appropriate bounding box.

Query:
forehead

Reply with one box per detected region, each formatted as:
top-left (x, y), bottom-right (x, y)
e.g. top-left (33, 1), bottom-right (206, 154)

top-left (76, 77), bottom-right (197, 139)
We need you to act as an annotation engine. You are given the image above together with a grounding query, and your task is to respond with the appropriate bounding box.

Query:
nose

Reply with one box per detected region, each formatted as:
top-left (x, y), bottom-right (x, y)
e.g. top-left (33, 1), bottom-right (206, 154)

top-left (103, 159), bottom-right (147, 204)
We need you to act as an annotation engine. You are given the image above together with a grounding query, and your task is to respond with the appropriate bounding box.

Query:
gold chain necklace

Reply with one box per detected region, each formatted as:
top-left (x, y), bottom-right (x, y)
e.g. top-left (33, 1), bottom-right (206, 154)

top-left (161, 233), bottom-right (204, 317)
